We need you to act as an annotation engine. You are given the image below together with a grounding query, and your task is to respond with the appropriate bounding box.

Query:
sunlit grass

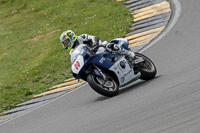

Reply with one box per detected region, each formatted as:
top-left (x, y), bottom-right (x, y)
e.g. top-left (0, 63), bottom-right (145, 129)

top-left (0, 0), bottom-right (132, 112)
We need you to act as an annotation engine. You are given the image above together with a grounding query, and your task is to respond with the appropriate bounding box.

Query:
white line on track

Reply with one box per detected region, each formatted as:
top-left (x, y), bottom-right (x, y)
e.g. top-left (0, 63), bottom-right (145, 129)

top-left (140, 0), bottom-right (181, 53)
top-left (0, 83), bottom-right (88, 126)
top-left (0, 0), bottom-right (181, 126)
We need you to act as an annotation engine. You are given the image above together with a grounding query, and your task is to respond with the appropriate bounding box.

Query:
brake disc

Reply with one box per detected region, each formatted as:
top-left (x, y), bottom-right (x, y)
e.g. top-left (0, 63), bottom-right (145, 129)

top-left (96, 77), bottom-right (114, 88)
top-left (104, 81), bottom-right (114, 88)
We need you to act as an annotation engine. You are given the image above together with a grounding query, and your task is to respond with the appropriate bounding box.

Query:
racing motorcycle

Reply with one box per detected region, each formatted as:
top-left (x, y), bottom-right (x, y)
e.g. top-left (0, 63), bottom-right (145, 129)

top-left (70, 38), bottom-right (157, 97)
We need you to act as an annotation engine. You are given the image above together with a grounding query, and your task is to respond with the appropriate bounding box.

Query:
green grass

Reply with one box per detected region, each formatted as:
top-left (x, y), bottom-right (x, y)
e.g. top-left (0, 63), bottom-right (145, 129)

top-left (0, 0), bottom-right (132, 112)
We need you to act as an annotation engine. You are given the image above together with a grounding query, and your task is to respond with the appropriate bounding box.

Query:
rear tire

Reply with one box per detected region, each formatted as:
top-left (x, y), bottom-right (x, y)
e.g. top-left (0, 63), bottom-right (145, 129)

top-left (135, 53), bottom-right (157, 80)
top-left (87, 74), bottom-right (119, 97)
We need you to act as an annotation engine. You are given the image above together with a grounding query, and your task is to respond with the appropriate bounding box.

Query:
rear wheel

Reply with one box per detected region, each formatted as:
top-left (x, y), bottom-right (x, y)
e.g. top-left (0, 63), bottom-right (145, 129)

top-left (135, 53), bottom-right (157, 80)
top-left (87, 74), bottom-right (119, 97)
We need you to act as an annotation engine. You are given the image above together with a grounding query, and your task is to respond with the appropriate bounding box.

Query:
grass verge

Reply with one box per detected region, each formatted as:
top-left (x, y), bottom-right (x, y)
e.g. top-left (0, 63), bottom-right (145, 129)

top-left (0, 0), bottom-right (132, 112)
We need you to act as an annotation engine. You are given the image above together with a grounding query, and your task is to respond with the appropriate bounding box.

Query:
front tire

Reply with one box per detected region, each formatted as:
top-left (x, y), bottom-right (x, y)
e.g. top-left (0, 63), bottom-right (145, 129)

top-left (135, 53), bottom-right (157, 80)
top-left (87, 74), bottom-right (119, 97)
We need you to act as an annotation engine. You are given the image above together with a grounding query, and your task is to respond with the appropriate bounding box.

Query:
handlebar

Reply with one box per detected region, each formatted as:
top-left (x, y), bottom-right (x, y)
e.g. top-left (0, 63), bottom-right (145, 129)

top-left (84, 45), bottom-right (105, 55)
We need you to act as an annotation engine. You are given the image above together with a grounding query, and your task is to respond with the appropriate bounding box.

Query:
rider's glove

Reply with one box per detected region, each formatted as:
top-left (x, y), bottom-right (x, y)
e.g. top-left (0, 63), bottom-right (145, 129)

top-left (92, 41), bottom-right (99, 49)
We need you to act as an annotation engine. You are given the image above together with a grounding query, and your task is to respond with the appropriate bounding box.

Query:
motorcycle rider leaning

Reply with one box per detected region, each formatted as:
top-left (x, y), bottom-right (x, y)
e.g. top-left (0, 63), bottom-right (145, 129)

top-left (60, 30), bottom-right (135, 59)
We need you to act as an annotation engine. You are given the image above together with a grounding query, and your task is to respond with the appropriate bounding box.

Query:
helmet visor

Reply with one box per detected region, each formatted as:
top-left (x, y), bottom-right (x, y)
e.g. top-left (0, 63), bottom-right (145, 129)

top-left (62, 39), bottom-right (71, 49)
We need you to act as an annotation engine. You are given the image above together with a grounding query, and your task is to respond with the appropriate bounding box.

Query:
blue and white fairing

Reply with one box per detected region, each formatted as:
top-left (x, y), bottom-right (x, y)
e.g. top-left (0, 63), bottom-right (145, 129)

top-left (108, 57), bottom-right (140, 85)
top-left (70, 44), bottom-right (119, 81)
top-left (70, 39), bottom-right (141, 86)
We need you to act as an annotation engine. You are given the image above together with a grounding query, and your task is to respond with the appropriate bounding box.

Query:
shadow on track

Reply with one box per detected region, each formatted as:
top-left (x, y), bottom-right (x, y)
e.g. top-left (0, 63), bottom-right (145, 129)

top-left (93, 75), bottom-right (162, 102)
top-left (120, 75), bottom-right (161, 95)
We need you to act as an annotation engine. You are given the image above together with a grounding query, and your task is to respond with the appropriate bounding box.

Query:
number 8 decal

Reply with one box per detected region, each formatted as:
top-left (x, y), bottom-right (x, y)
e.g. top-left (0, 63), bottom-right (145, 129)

top-left (74, 61), bottom-right (80, 70)
top-left (76, 61), bottom-right (80, 67)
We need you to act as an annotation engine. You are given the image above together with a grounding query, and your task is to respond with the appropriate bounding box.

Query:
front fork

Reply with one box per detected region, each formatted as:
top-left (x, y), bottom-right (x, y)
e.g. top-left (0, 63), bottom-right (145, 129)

top-left (86, 64), bottom-right (107, 80)
top-left (93, 64), bottom-right (107, 80)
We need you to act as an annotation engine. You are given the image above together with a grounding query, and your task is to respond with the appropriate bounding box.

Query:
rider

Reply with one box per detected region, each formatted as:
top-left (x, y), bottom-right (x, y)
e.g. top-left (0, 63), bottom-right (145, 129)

top-left (59, 30), bottom-right (135, 59)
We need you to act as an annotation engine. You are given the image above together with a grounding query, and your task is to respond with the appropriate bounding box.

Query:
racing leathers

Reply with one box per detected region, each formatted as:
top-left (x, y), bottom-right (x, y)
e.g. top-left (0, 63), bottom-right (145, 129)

top-left (71, 34), bottom-right (135, 59)
top-left (72, 34), bottom-right (99, 50)
top-left (102, 38), bottom-right (135, 59)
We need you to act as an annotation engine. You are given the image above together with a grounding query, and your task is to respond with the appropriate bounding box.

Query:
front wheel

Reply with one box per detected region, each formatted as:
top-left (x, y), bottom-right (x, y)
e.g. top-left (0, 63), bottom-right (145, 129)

top-left (135, 53), bottom-right (157, 80)
top-left (87, 74), bottom-right (119, 97)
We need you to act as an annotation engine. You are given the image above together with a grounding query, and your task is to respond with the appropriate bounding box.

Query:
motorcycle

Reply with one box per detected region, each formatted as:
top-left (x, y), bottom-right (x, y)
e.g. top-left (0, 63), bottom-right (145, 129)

top-left (70, 38), bottom-right (156, 97)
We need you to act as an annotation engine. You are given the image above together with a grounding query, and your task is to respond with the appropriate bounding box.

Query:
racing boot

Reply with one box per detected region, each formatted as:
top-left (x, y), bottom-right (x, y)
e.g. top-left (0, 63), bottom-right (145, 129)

top-left (120, 48), bottom-right (135, 60)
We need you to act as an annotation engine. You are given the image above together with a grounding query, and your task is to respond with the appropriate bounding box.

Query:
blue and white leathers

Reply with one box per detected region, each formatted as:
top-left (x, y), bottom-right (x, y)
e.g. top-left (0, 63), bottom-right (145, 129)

top-left (70, 39), bottom-right (141, 86)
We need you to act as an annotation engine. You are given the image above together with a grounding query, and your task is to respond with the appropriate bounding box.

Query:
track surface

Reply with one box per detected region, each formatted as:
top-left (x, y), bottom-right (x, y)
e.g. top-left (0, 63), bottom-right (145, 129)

top-left (1, 0), bottom-right (200, 132)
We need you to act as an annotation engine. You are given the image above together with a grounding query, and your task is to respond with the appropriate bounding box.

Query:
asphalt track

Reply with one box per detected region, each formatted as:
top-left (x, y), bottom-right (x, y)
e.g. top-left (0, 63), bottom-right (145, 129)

top-left (1, 0), bottom-right (200, 132)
